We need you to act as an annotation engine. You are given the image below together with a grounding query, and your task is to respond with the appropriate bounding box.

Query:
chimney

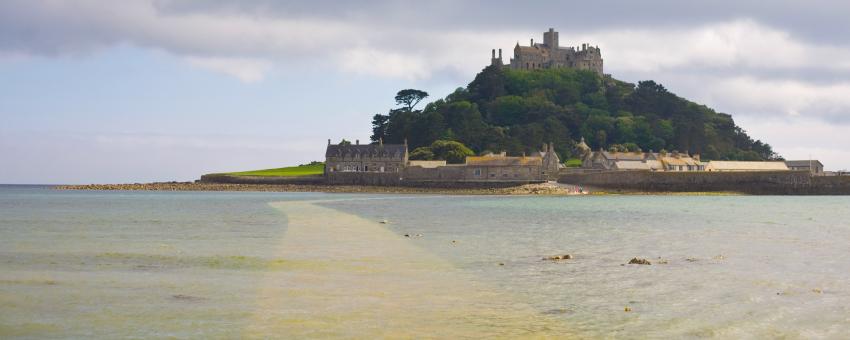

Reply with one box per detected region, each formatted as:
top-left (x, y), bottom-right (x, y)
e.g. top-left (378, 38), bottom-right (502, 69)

top-left (549, 142), bottom-right (554, 152)
top-left (379, 138), bottom-right (383, 147)
top-left (693, 154), bottom-right (701, 162)
top-left (327, 139), bottom-right (331, 146)
top-left (356, 139), bottom-right (359, 145)
top-left (498, 48), bottom-right (502, 59)
top-left (531, 38), bottom-right (534, 46)
top-left (492, 49), bottom-right (495, 59)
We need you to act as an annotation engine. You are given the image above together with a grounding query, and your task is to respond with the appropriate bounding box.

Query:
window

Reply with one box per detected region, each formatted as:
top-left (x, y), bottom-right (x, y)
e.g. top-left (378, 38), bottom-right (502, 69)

top-left (474, 168), bottom-right (481, 177)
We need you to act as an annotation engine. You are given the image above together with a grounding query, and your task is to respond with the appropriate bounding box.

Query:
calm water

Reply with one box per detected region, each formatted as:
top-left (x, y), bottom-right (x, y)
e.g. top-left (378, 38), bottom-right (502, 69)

top-left (1, 185), bottom-right (849, 338)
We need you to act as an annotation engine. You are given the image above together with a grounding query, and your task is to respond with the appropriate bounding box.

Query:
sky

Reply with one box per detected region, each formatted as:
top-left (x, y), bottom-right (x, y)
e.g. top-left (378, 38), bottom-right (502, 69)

top-left (2, 0), bottom-right (850, 184)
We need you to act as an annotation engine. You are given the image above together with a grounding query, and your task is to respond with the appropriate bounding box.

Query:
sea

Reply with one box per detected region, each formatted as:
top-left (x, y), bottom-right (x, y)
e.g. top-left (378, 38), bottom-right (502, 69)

top-left (1, 185), bottom-right (849, 338)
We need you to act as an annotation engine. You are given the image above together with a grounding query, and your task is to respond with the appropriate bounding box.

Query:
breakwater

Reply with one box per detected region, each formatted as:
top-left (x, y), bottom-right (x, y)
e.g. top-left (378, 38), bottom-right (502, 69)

top-left (559, 170), bottom-right (850, 195)
top-left (56, 182), bottom-right (575, 195)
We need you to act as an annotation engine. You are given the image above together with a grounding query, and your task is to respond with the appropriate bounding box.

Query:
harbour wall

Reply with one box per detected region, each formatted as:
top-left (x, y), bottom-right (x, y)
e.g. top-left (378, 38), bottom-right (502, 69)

top-left (558, 170), bottom-right (850, 195)
top-left (199, 174), bottom-right (326, 185)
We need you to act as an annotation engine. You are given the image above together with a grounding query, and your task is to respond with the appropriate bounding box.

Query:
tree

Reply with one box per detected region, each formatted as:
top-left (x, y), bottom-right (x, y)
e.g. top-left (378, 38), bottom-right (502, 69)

top-left (409, 147), bottom-right (435, 160)
top-left (430, 140), bottom-right (474, 164)
top-left (339, 139), bottom-right (352, 146)
top-left (370, 114), bottom-right (389, 142)
top-left (395, 89), bottom-right (429, 111)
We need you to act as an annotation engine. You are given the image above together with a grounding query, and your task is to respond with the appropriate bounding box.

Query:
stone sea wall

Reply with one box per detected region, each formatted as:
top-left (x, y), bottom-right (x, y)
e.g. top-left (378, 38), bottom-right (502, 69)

top-left (559, 170), bottom-right (850, 195)
top-left (199, 174), bottom-right (325, 185)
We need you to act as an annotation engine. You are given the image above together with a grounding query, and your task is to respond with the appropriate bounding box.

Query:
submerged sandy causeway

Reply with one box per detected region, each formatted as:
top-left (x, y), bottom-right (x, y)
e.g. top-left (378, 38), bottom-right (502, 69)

top-left (246, 200), bottom-right (571, 338)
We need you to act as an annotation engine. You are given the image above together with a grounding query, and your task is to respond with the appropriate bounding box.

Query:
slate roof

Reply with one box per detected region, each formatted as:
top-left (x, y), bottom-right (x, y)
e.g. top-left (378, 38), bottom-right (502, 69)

top-left (325, 144), bottom-right (407, 158)
top-left (466, 155), bottom-right (542, 166)
top-left (706, 161), bottom-right (789, 171)
top-left (600, 151), bottom-right (650, 161)
top-left (785, 160), bottom-right (823, 167)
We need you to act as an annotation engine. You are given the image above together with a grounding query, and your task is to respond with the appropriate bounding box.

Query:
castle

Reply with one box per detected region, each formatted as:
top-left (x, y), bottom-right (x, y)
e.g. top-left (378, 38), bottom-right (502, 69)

top-left (490, 28), bottom-right (603, 75)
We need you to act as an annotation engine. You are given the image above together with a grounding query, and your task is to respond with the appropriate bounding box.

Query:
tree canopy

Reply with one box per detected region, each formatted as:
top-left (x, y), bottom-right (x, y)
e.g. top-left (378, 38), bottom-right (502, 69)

top-left (409, 140), bottom-right (474, 164)
top-left (394, 89), bottom-right (429, 111)
top-left (370, 66), bottom-right (779, 161)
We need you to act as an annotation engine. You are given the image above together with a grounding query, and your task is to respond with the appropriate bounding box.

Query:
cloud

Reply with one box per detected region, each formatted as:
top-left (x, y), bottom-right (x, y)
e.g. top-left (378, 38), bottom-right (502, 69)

top-left (2, 1), bottom-right (850, 125)
top-left (590, 19), bottom-right (850, 74)
top-left (185, 56), bottom-right (271, 82)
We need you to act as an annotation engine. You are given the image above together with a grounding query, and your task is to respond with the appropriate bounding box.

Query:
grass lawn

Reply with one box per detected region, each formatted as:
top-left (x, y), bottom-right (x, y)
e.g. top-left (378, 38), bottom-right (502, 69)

top-left (564, 158), bottom-right (583, 167)
top-left (225, 163), bottom-right (324, 177)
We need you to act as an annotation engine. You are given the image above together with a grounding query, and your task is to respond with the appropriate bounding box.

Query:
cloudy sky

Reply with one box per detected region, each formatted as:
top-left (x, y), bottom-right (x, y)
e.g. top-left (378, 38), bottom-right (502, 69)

top-left (2, 0), bottom-right (850, 184)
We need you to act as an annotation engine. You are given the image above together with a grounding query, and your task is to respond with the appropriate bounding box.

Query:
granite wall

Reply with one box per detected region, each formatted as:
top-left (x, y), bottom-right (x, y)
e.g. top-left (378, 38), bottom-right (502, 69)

top-left (558, 170), bottom-right (850, 195)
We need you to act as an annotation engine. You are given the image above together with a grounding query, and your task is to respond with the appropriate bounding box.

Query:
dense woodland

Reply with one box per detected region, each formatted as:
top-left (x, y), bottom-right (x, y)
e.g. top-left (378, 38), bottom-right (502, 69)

top-left (370, 65), bottom-right (779, 161)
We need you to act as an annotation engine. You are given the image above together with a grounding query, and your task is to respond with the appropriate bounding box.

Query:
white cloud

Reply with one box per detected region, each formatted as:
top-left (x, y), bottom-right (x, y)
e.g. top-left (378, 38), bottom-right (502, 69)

top-left (709, 77), bottom-right (850, 121)
top-left (736, 116), bottom-right (850, 170)
top-left (185, 56), bottom-right (271, 82)
top-left (339, 48), bottom-right (429, 80)
top-left (589, 19), bottom-right (850, 73)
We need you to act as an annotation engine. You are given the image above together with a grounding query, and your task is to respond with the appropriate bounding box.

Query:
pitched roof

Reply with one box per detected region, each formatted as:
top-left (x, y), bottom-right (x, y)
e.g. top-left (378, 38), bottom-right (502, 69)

top-left (613, 161), bottom-right (652, 170)
top-left (785, 160), bottom-right (823, 167)
top-left (325, 144), bottom-right (406, 158)
top-left (600, 151), bottom-right (649, 161)
top-left (660, 156), bottom-right (700, 166)
top-left (706, 161), bottom-right (789, 171)
top-left (466, 155), bottom-right (542, 166)
top-left (613, 160), bottom-right (665, 170)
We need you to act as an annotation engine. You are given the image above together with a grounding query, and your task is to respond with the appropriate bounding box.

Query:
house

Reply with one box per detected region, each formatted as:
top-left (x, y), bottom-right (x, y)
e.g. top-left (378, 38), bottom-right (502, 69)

top-left (464, 153), bottom-right (544, 181)
top-left (659, 153), bottom-right (704, 172)
top-left (705, 161), bottom-right (789, 172)
top-left (324, 139), bottom-right (408, 174)
top-left (584, 151), bottom-right (655, 170)
top-left (785, 160), bottom-right (824, 175)
top-left (584, 149), bottom-right (703, 172)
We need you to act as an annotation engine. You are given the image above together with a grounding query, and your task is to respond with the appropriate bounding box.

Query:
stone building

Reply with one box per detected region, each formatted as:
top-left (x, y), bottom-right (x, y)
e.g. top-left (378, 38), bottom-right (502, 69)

top-left (491, 28), bottom-right (603, 75)
top-left (324, 139), bottom-right (408, 174)
top-left (325, 139), bottom-right (561, 184)
top-left (583, 149), bottom-right (704, 172)
top-left (465, 143), bottom-right (561, 181)
top-left (785, 160), bottom-right (824, 175)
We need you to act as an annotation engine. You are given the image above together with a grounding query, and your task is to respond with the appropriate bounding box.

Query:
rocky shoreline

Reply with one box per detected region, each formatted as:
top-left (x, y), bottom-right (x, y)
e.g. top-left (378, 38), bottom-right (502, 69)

top-left (55, 181), bottom-right (581, 195)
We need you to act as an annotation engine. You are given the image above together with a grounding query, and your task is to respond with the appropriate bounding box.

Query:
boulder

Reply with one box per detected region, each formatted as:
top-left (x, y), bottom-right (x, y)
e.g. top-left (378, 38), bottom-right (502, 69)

top-left (628, 257), bottom-right (651, 265)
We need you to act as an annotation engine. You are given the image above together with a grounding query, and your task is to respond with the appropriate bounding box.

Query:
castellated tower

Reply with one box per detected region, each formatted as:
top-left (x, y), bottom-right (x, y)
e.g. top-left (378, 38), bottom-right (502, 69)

top-left (491, 28), bottom-right (603, 75)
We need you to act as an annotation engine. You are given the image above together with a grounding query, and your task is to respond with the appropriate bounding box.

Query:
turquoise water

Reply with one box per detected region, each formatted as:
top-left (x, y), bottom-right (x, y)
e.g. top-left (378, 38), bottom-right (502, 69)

top-left (1, 186), bottom-right (849, 338)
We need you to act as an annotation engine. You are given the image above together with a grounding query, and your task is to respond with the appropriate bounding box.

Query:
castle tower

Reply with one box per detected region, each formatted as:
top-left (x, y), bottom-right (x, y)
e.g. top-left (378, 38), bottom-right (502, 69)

top-left (508, 28), bottom-right (603, 75)
top-left (490, 48), bottom-right (503, 66)
top-left (543, 28), bottom-right (558, 49)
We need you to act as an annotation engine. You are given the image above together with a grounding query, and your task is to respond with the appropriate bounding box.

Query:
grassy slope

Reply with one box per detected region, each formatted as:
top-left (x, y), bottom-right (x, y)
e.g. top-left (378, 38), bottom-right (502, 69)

top-left (226, 163), bottom-right (324, 177)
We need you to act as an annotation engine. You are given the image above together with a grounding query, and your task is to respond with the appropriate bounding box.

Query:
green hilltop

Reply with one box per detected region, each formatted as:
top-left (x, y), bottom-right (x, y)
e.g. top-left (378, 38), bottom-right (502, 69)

top-left (370, 66), bottom-right (779, 161)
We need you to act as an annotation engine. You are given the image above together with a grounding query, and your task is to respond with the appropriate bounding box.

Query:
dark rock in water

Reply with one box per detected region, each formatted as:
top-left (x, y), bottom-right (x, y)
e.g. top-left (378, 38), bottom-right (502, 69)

top-left (498, 262), bottom-right (505, 266)
top-left (628, 257), bottom-right (651, 265)
top-left (404, 234), bottom-right (410, 238)
top-left (543, 254), bottom-right (573, 261)
top-left (172, 294), bottom-right (205, 302)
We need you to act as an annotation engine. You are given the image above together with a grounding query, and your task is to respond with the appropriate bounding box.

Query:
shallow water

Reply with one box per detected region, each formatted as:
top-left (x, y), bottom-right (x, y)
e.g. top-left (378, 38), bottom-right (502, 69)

top-left (1, 186), bottom-right (849, 338)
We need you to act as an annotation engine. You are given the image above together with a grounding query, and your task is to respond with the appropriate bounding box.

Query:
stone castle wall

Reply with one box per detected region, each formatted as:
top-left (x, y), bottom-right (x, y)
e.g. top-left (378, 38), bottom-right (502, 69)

top-left (199, 174), bottom-right (325, 185)
top-left (559, 170), bottom-right (850, 195)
